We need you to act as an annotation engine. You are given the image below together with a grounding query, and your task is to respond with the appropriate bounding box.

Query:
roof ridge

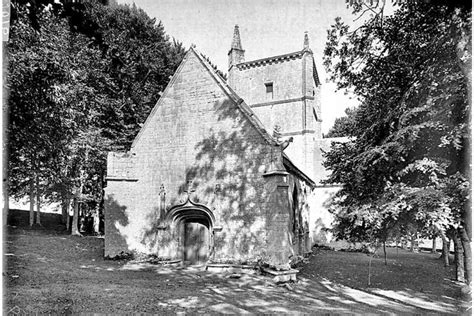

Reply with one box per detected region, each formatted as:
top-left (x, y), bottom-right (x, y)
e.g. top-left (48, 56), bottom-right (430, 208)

top-left (282, 153), bottom-right (315, 186)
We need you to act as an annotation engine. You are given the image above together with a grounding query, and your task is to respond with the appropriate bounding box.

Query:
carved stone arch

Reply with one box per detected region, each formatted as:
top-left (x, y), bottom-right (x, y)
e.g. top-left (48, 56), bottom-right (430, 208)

top-left (166, 196), bottom-right (215, 264)
top-left (165, 196), bottom-right (215, 229)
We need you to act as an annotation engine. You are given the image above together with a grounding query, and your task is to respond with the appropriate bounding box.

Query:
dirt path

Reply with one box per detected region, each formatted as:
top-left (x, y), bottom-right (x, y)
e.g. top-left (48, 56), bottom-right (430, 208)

top-left (4, 228), bottom-right (470, 314)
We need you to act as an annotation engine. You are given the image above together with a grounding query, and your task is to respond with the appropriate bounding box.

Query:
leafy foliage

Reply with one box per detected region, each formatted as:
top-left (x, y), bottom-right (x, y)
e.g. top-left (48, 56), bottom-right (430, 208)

top-left (7, 2), bottom-right (185, 217)
top-left (324, 107), bottom-right (358, 138)
top-left (323, 2), bottom-right (471, 244)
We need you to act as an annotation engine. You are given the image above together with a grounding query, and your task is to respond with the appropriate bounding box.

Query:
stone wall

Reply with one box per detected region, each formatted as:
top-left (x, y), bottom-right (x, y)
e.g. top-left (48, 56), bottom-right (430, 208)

top-left (228, 52), bottom-right (321, 181)
top-left (104, 49), bottom-right (300, 267)
top-left (308, 186), bottom-right (341, 246)
top-left (230, 57), bottom-right (303, 104)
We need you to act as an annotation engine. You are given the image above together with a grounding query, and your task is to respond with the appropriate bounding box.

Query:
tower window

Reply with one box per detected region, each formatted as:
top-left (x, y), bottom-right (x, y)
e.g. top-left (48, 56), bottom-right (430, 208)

top-left (265, 82), bottom-right (273, 100)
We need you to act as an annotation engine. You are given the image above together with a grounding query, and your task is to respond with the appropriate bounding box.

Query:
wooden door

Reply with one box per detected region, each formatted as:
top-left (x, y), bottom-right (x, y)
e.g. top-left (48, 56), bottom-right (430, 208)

top-left (184, 222), bottom-right (209, 264)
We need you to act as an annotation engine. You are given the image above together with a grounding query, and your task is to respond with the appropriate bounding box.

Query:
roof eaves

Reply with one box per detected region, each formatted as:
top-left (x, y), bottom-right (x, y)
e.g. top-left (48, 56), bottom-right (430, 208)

top-left (282, 153), bottom-right (316, 188)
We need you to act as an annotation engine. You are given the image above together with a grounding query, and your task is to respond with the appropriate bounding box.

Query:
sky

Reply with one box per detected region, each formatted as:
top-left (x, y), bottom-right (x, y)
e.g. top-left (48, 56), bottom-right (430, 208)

top-left (117, 0), bottom-right (367, 133)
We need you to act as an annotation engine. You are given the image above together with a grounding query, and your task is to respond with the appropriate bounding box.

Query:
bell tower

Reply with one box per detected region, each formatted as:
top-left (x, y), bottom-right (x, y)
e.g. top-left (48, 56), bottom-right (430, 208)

top-left (226, 28), bottom-right (322, 181)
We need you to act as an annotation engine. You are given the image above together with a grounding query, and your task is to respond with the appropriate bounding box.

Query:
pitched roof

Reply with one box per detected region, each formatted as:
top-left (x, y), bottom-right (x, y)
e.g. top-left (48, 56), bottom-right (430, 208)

top-left (282, 153), bottom-right (316, 188)
top-left (131, 46), bottom-right (316, 184)
top-left (131, 47), bottom-right (279, 149)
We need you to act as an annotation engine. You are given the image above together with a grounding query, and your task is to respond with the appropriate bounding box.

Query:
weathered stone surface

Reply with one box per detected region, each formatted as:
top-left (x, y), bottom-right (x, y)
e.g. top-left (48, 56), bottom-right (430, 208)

top-left (228, 39), bottom-right (321, 180)
top-left (104, 48), bottom-right (313, 268)
top-left (262, 268), bottom-right (299, 283)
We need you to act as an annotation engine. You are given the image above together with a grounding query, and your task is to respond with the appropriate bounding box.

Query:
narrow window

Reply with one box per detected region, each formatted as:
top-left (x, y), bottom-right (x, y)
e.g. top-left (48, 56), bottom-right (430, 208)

top-left (265, 82), bottom-right (273, 100)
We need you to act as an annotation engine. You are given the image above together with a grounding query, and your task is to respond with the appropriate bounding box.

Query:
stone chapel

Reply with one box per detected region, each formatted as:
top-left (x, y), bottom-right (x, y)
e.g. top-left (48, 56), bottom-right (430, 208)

top-left (104, 26), bottom-right (343, 269)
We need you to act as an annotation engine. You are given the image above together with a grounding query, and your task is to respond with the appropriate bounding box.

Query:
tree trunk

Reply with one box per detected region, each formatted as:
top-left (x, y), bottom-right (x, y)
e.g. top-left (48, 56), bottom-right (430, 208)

top-left (410, 234), bottom-right (416, 252)
top-left (459, 227), bottom-right (472, 285)
top-left (35, 190), bottom-right (41, 226)
top-left (61, 194), bottom-right (70, 225)
top-left (456, 7), bottom-right (472, 287)
top-left (383, 241), bottom-right (387, 265)
top-left (95, 171), bottom-right (105, 235)
top-left (453, 232), bottom-right (465, 282)
top-left (72, 149), bottom-right (88, 236)
top-left (431, 237), bottom-right (437, 253)
top-left (368, 254), bottom-right (372, 286)
top-left (29, 180), bottom-right (35, 226)
top-left (441, 238), bottom-right (450, 267)
top-left (71, 196), bottom-right (81, 236)
top-left (35, 175), bottom-right (41, 226)
top-left (66, 202), bottom-right (71, 232)
top-left (3, 172), bottom-right (9, 225)
top-left (3, 67), bottom-right (9, 226)
top-left (93, 208), bottom-right (100, 235)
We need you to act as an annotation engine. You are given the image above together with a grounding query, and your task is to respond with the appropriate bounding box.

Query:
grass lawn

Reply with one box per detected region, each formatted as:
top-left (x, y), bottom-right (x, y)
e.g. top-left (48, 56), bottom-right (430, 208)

top-left (300, 246), bottom-right (471, 309)
top-left (4, 214), bottom-right (471, 314)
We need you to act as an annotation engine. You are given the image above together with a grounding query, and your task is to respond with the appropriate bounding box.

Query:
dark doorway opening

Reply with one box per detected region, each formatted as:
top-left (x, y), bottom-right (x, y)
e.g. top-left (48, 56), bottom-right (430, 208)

top-left (166, 199), bottom-right (215, 265)
top-left (183, 221), bottom-right (210, 264)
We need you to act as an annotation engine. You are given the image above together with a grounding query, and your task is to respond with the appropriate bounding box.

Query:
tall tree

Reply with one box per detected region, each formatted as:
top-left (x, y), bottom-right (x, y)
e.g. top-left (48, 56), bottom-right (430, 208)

top-left (324, 107), bottom-right (358, 138)
top-left (323, 1), bottom-right (471, 283)
top-left (7, 2), bottom-right (186, 231)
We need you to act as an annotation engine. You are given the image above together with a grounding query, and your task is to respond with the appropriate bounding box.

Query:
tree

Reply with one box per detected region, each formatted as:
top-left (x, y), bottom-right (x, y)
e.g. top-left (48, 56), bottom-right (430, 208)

top-left (324, 107), bottom-right (358, 138)
top-left (323, 1), bottom-right (471, 284)
top-left (7, 2), bottom-right (186, 232)
top-left (8, 8), bottom-right (73, 226)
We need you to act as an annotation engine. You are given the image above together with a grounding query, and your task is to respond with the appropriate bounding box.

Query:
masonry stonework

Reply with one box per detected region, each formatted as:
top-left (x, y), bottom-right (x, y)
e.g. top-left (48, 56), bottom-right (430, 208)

top-left (228, 31), bottom-right (321, 181)
top-left (104, 47), bottom-right (314, 268)
top-left (104, 26), bottom-right (349, 268)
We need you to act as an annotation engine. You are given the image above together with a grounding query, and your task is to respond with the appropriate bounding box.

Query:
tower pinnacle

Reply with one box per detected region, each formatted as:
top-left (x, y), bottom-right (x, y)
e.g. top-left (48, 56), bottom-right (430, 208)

top-left (231, 25), bottom-right (243, 50)
top-left (304, 31), bottom-right (309, 49)
top-left (228, 25), bottom-right (245, 70)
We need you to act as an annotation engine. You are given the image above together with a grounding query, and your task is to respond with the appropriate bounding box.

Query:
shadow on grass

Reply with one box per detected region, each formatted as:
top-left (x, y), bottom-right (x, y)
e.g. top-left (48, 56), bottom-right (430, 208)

top-left (114, 261), bottom-right (463, 314)
top-left (4, 229), bottom-right (468, 314)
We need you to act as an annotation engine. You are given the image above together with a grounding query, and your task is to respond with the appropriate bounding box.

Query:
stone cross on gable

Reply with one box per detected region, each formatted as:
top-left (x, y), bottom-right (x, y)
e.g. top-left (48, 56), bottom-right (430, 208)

top-left (184, 180), bottom-right (195, 198)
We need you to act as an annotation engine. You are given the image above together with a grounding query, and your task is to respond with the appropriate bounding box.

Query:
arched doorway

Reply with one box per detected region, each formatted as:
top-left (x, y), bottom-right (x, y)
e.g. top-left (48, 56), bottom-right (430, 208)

top-left (166, 198), bottom-right (215, 265)
top-left (183, 220), bottom-right (210, 264)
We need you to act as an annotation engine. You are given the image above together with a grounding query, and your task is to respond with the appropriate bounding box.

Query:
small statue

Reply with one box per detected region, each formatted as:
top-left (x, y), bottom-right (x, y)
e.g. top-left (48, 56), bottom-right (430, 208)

top-left (273, 124), bottom-right (293, 150)
top-left (159, 184), bottom-right (166, 220)
top-left (272, 124), bottom-right (282, 142)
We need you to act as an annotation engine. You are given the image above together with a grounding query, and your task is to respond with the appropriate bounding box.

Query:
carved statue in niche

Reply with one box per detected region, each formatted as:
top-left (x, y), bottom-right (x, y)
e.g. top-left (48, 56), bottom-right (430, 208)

top-left (159, 184), bottom-right (166, 221)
